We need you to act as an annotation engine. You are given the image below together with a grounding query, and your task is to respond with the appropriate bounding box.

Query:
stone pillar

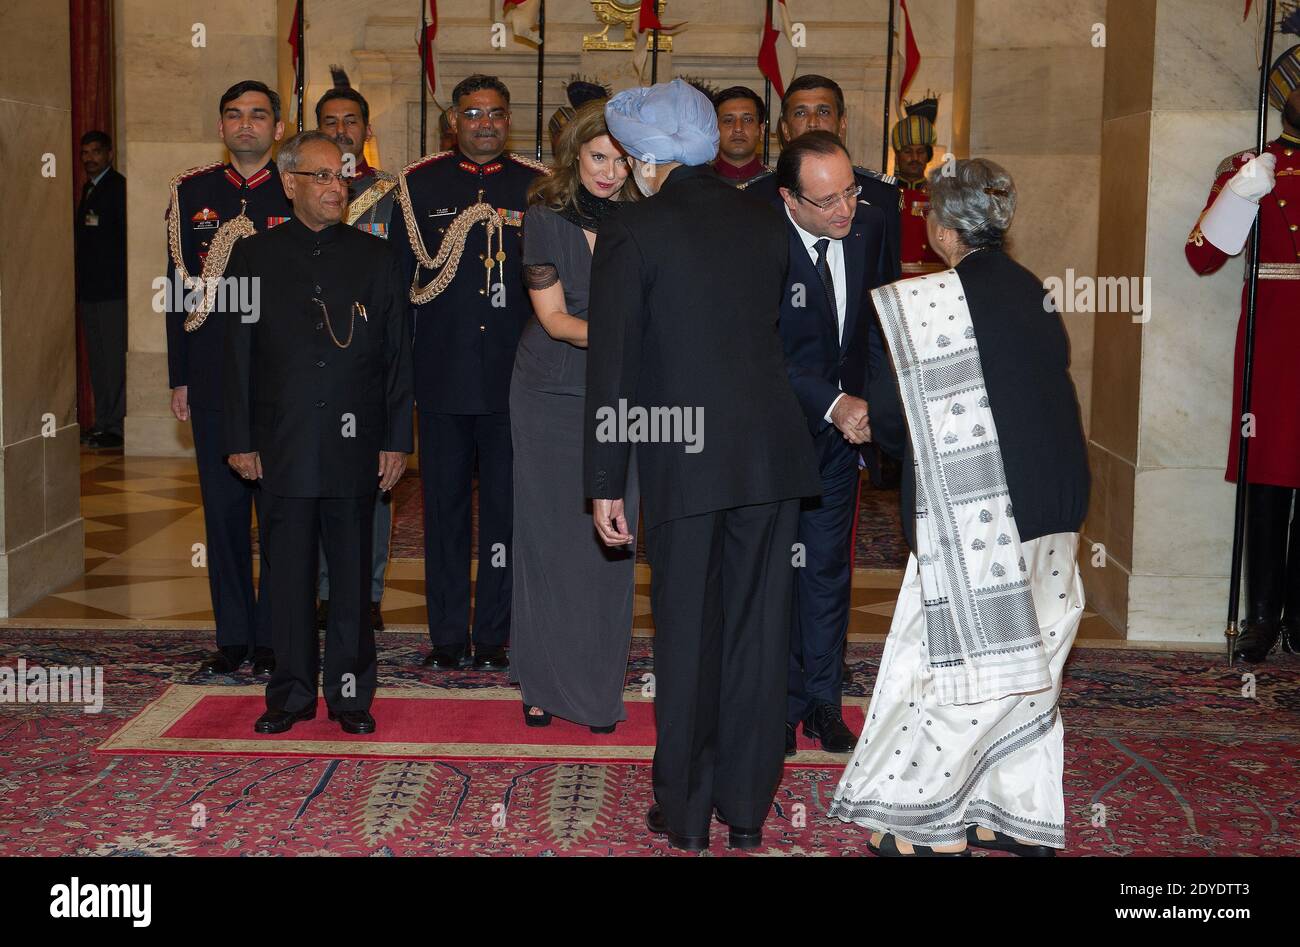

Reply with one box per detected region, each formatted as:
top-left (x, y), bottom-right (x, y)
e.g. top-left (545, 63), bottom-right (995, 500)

top-left (0, 2), bottom-right (84, 615)
top-left (120, 2), bottom-right (279, 457)
top-left (1085, 0), bottom-right (1260, 642)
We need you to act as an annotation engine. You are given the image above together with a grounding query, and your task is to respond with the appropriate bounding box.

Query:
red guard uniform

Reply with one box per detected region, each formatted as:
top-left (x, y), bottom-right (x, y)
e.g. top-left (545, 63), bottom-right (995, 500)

top-left (1185, 135), bottom-right (1300, 488)
top-left (899, 178), bottom-right (946, 276)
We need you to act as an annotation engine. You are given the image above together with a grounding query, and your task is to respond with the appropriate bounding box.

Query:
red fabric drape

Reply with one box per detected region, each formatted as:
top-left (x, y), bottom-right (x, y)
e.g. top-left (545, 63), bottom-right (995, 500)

top-left (69, 0), bottom-right (115, 433)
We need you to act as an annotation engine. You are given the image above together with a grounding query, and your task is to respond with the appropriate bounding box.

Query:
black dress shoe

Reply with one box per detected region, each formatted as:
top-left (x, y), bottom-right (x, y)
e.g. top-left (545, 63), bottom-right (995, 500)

top-left (316, 599), bottom-right (329, 631)
top-left (1237, 620), bottom-right (1280, 663)
top-left (803, 702), bottom-right (858, 753)
top-left (645, 804), bottom-right (709, 852)
top-left (80, 428), bottom-right (102, 445)
top-left (1282, 620), bottom-right (1300, 655)
top-left (251, 648), bottom-right (275, 675)
top-left (254, 705), bottom-right (316, 733)
top-left (785, 722), bottom-right (797, 757)
top-left (590, 723), bottom-right (616, 734)
top-left (473, 645), bottom-right (509, 670)
top-left (199, 648), bottom-right (247, 675)
top-left (87, 431), bottom-right (124, 449)
top-left (422, 645), bottom-right (467, 669)
top-left (714, 810), bottom-right (763, 850)
top-left (370, 602), bottom-right (384, 631)
top-left (328, 709), bottom-right (376, 734)
top-left (966, 825), bottom-right (1056, 857)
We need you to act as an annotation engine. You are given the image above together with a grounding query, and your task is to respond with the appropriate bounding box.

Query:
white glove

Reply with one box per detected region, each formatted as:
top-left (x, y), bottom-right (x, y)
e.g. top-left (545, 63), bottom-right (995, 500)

top-left (1227, 152), bottom-right (1276, 202)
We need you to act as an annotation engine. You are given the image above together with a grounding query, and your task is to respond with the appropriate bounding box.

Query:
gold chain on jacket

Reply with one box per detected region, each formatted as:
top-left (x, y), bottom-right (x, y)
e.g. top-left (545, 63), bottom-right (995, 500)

top-left (397, 179), bottom-right (520, 305)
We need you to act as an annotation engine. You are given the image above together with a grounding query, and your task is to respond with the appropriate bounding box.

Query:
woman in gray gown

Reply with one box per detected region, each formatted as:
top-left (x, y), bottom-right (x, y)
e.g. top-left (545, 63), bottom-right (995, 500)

top-left (509, 100), bottom-right (641, 732)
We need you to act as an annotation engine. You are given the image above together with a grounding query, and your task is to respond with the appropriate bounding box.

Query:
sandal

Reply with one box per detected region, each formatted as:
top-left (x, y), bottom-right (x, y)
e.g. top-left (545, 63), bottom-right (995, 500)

top-left (866, 832), bottom-right (969, 857)
top-left (522, 703), bottom-right (552, 727)
top-left (966, 825), bottom-right (1055, 857)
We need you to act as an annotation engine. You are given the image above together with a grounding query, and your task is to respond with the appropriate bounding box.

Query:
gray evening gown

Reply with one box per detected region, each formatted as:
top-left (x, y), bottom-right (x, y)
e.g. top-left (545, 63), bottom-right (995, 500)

top-left (508, 203), bottom-right (639, 727)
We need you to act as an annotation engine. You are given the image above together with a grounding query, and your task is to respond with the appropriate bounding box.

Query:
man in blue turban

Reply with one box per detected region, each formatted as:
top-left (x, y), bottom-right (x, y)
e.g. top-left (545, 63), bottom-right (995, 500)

top-left (584, 79), bottom-right (822, 851)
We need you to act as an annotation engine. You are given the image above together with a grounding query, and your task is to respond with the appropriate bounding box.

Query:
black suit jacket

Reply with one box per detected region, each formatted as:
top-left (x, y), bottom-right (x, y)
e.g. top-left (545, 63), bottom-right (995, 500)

top-left (778, 202), bottom-right (894, 436)
top-left (868, 249), bottom-right (1090, 550)
top-left (584, 163), bottom-right (822, 528)
top-left (74, 167), bottom-right (127, 301)
top-left (222, 218), bottom-right (414, 498)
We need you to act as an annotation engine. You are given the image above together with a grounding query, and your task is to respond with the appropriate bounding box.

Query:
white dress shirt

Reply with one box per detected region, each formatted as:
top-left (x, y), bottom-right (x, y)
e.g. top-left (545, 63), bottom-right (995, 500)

top-left (785, 205), bottom-right (848, 422)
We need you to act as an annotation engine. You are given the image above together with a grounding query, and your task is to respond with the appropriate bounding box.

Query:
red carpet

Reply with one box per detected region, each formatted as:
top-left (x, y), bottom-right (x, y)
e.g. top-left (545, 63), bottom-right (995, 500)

top-left (100, 684), bottom-right (867, 765)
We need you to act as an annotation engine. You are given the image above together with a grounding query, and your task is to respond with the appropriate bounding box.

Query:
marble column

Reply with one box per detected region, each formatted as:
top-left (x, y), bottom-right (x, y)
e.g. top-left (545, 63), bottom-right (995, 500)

top-left (1086, 0), bottom-right (1261, 642)
top-left (0, 2), bottom-right (84, 615)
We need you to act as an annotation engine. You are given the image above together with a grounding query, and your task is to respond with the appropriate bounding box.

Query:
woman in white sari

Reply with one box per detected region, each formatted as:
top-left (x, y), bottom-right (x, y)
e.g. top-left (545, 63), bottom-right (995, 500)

top-left (830, 159), bottom-right (1090, 856)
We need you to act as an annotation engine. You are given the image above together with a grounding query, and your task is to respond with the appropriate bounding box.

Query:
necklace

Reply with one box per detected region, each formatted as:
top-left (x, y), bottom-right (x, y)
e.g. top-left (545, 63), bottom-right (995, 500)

top-left (312, 297), bottom-right (365, 349)
top-left (952, 246), bottom-right (985, 266)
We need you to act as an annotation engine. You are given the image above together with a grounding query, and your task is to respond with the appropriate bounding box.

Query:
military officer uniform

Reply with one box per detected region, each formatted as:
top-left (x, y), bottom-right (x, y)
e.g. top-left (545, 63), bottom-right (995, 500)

top-left (1187, 131), bottom-right (1300, 661)
top-left (712, 154), bottom-right (771, 187)
top-left (388, 148), bottom-right (546, 661)
top-left (165, 161), bottom-right (290, 667)
top-left (316, 158), bottom-right (402, 621)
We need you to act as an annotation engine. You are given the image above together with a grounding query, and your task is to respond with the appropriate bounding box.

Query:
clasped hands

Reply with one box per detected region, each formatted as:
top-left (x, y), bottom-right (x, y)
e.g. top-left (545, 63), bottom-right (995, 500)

top-left (227, 450), bottom-right (407, 491)
top-left (832, 395), bottom-right (872, 445)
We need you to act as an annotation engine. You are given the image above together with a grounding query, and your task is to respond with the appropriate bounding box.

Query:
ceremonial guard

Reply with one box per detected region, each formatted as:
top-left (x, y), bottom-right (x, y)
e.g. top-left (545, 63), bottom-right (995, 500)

top-left (711, 86), bottom-right (772, 186)
top-left (891, 97), bottom-right (946, 276)
top-left (165, 80), bottom-right (289, 676)
top-left (1186, 50), bottom-right (1300, 663)
top-left (313, 68), bottom-right (401, 632)
top-left (547, 76), bottom-right (610, 155)
top-left (388, 74), bottom-right (547, 671)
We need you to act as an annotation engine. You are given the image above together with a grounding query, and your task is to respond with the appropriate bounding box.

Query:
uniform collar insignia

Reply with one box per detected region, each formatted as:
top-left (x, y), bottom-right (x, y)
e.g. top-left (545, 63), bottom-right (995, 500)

top-left (224, 164), bottom-right (274, 190)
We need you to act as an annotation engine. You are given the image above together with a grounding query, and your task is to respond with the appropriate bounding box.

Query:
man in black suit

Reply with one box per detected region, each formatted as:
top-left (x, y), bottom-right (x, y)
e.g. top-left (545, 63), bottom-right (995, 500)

top-left (75, 130), bottom-right (127, 449)
top-left (586, 80), bottom-right (821, 852)
top-left (774, 131), bottom-right (896, 756)
top-left (223, 131), bottom-right (414, 735)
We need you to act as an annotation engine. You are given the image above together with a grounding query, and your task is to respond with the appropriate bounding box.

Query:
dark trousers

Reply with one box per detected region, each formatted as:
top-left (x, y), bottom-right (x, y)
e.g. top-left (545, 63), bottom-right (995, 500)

top-left (190, 406), bottom-right (272, 653)
top-left (643, 498), bottom-right (800, 836)
top-left (788, 431), bottom-right (859, 723)
top-left (81, 299), bottom-right (126, 436)
top-left (264, 493), bottom-right (377, 714)
top-left (418, 411), bottom-right (512, 647)
top-left (1247, 483), bottom-right (1300, 624)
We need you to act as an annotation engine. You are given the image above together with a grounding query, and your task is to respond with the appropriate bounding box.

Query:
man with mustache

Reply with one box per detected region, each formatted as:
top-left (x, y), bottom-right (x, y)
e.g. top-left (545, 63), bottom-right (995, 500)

top-left (164, 79), bottom-right (290, 678)
top-left (223, 131), bottom-right (414, 735)
top-left (313, 68), bottom-right (400, 635)
top-left (389, 75), bottom-right (548, 671)
top-left (1186, 52), bottom-right (1300, 663)
top-left (711, 86), bottom-right (771, 187)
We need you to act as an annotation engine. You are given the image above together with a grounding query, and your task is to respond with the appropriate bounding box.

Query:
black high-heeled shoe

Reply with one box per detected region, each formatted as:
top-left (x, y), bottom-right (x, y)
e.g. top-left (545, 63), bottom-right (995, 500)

top-left (590, 723), bottom-right (616, 734)
top-left (522, 703), bottom-right (552, 727)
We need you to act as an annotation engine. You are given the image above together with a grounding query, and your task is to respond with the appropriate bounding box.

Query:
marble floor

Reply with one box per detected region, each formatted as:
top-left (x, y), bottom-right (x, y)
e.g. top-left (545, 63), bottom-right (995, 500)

top-left (5, 449), bottom-right (1139, 647)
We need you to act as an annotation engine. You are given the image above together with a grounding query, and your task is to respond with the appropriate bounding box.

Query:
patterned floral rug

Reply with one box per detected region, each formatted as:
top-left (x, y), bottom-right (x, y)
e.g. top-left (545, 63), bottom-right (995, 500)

top-left (387, 474), bottom-right (910, 570)
top-left (1, 628), bottom-right (1296, 856)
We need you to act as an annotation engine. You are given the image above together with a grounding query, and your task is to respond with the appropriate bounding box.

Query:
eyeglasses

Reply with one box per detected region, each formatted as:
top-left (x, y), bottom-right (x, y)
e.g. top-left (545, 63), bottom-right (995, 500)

top-left (287, 169), bottom-right (349, 185)
top-left (459, 107), bottom-right (509, 123)
top-left (795, 184), bottom-right (862, 211)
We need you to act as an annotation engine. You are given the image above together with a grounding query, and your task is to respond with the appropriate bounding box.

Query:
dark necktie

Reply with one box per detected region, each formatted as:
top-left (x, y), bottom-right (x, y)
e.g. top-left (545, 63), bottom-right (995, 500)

top-left (80, 178), bottom-right (94, 206)
top-left (813, 237), bottom-right (838, 330)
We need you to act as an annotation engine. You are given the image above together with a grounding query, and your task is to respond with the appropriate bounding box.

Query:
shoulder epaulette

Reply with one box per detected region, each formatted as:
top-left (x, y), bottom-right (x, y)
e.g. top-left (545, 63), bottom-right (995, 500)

top-left (738, 169), bottom-right (774, 190)
top-left (402, 150), bottom-right (455, 175)
top-left (857, 165), bottom-right (901, 187)
top-left (505, 151), bottom-right (552, 174)
top-left (373, 168), bottom-right (398, 183)
top-left (171, 161), bottom-right (225, 190)
top-left (1216, 149), bottom-right (1254, 179)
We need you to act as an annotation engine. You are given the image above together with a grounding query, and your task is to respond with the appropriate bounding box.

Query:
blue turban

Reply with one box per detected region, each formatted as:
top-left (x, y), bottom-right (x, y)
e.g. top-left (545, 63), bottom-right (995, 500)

top-left (604, 78), bottom-right (719, 166)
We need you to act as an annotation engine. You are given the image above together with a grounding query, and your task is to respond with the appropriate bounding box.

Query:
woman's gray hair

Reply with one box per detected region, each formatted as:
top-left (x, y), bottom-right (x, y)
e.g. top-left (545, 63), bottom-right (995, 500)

top-left (927, 157), bottom-right (1017, 250)
top-left (277, 130), bottom-right (340, 171)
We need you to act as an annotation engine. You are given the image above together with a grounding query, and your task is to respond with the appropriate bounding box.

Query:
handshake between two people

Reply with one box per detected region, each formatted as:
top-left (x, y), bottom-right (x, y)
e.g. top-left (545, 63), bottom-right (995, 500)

top-left (832, 395), bottom-right (872, 445)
